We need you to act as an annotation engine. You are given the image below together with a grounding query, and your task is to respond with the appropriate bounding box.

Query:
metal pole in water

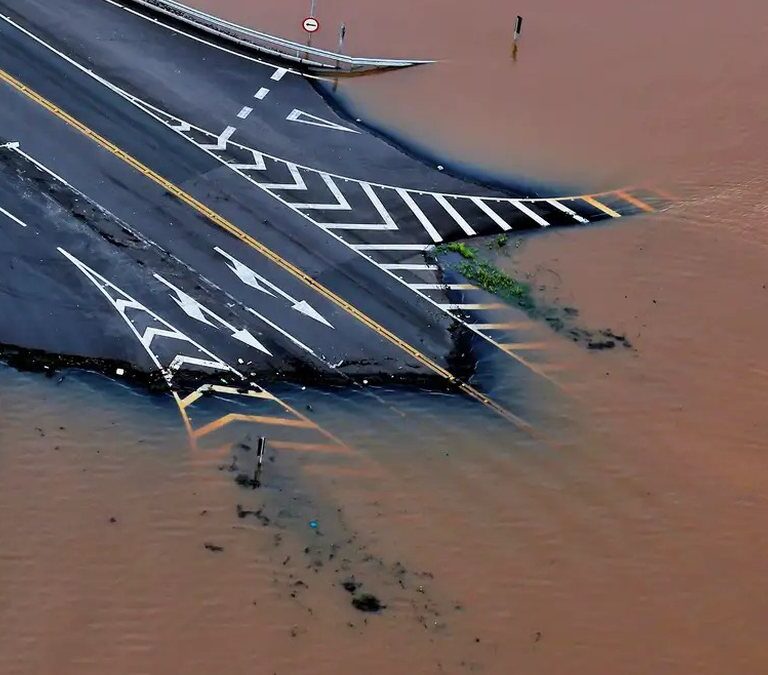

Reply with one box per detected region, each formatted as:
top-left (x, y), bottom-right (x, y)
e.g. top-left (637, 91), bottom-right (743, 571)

top-left (511, 15), bottom-right (523, 60)
top-left (308, 0), bottom-right (318, 50)
top-left (253, 436), bottom-right (267, 488)
top-left (336, 22), bottom-right (346, 69)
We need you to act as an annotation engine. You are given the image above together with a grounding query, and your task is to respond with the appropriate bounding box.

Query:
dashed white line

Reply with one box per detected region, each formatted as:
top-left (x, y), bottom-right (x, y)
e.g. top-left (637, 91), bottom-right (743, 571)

top-left (237, 106), bottom-right (253, 119)
top-left (271, 68), bottom-right (288, 81)
top-left (255, 87), bottom-right (270, 100)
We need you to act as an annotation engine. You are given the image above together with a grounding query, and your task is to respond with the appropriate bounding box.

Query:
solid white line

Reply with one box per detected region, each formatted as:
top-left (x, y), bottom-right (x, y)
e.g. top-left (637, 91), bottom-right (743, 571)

top-left (255, 87), bottom-right (270, 100)
top-left (0, 205), bottom-right (27, 227)
top-left (380, 263), bottom-right (438, 271)
top-left (548, 199), bottom-right (589, 223)
top-left (271, 68), bottom-right (288, 81)
top-left (471, 198), bottom-right (511, 231)
top-left (409, 284), bottom-right (475, 290)
top-left (434, 194), bottom-right (476, 236)
top-left (352, 244), bottom-right (432, 251)
top-left (512, 200), bottom-right (550, 227)
top-left (246, 307), bottom-right (316, 357)
top-left (237, 106), bottom-right (253, 119)
top-left (396, 189), bottom-right (443, 243)
top-left (438, 303), bottom-right (504, 311)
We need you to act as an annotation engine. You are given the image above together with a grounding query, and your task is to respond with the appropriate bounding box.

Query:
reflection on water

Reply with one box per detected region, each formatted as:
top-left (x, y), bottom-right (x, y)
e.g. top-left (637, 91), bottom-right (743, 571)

top-left (3, 0), bottom-right (768, 672)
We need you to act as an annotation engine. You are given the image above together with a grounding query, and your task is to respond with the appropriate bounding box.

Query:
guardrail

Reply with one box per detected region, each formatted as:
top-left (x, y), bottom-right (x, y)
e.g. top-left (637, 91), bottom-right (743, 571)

top-left (121, 0), bottom-right (434, 72)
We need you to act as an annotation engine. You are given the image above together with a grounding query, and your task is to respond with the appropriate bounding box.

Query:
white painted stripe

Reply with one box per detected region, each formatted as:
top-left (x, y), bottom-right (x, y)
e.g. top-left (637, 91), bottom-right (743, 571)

top-left (0, 205), bottom-right (27, 227)
top-left (318, 183), bottom-right (397, 230)
top-left (396, 189), bottom-right (442, 243)
top-left (547, 199), bottom-right (589, 223)
top-left (434, 194), bottom-right (476, 236)
top-left (511, 200), bottom-right (550, 227)
top-left (380, 264), bottom-right (438, 271)
top-left (296, 174), bottom-right (351, 210)
top-left (271, 67), bottom-right (288, 81)
top-left (409, 284), bottom-right (475, 290)
top-left (471, 198), bottom-right (511, 231)
top-left (323, 223), bottom-right (396, 231)
top-left (438, 303), bottom-right (505, 311)
top-left (352, 244), bottom-right (432, 251)
top-left (255, 87), bottom-right (270, 100)
top-left (237, 106), bottom-right (253, 119)
top-left (246, 307), bottom-right (316, 357)
top-left (201, 125), bottom-right (236, 150)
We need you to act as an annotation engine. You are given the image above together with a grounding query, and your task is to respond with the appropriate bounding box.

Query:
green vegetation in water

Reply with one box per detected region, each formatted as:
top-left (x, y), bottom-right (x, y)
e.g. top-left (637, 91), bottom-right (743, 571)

top-left (489, 234), bottom-right (508, 249)
top-left (457, 259), bottom-right (532, 307)
top-left (435, 241), bottom-right (478, 260)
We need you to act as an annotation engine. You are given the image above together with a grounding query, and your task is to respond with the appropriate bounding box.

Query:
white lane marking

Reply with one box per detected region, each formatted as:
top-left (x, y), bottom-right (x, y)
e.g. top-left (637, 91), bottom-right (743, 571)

top-left (434, 194), bottom-right (476, 236)
top-left (296, 174), bottom-right (351, 210)
top-left (512, 200), bottom-right (550, 227)
top-left (352, 244), bottom-right (432, 251)
top-left (154, 274), bottom-right (272, 355)
top-left (396, 189), bottom-right (443, 243)
top-left (98, 0), bottom-right (327, 81)
top-left (214, 247), bottom-right (334, 328)
top-left (0, 141), bottom-right (20, 149)
top-left (472, 322), bottom-right (531, 330)
top-left (59, 247), bottom-right (234, 379)
top-left (259, 163), bottom-right (307, 191)
top-left (548, 199), bottom-right (589, 224)
top-left (380, 263), bottom-right (438, 271)
top-left (237, 106), bottom-right (253, 119)
top-left (271, 68), bottom-right (288, 81)
top-left (245, 307), bottom-right (317, 357)
top-left (254, 87), bottom-right (270, 100)
top-left (319, 183), bottom-right (397, 230)
top-left (201, 125), bottom-right (236, 150)
top-left (409, 284), bottom-right (476, 290)
top-left (471, 198), bottom-right (511, 231)
top-left (228, 149), bottom-right (267, 171)
top-left (0, 205), bottom-right (28, 227)
top-left (286, 109), bottom-right (360, 134)
top-left (438, 303), bottom-right (505, 311)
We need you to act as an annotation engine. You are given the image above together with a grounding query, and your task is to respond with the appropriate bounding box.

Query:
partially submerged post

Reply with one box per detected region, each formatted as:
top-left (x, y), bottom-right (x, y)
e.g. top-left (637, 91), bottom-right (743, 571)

top-left (512, 15), bottom-right (523, 60)
top-left (253, 436), bottom-right (267, 488)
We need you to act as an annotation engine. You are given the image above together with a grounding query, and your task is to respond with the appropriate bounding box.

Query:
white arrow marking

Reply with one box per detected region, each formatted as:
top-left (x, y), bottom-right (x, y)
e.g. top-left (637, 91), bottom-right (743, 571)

top-left (214, 246), bottom-right (276, 297)
top-left (214, 247), bottom-right (334, 328)
top-left (286, 108), bottom-right (360, 134)
top-left (171, 121), bottom-right (191, 132)
top-left (154, 274), bottom-right (272, 355)
top-left (0, 205), bottom-right (27, 228)
top-left (201, 125), bottom-right (236, 150)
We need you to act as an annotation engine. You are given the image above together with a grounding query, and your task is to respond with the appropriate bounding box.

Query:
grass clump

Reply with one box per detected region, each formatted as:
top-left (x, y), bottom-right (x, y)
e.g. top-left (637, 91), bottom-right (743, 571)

top-left (457, 259), bottom-right (531, 305)
top-left (435, 241), bottom-right (478, 260)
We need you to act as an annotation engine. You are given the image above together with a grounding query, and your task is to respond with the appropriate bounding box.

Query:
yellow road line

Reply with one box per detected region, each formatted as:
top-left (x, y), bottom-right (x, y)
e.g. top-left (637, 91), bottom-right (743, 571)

top-left (192, 413), bottom-right (316, 440)
top-left (616, 190), bottom-right (654, 213)
top-left (0, 67), bottom-right (537, 435)
top-left (582, 196), bottom-right (622, 218)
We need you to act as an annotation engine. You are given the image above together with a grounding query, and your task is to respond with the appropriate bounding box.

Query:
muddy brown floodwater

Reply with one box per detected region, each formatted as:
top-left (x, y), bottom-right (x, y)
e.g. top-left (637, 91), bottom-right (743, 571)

top-left (3, 0), bottom-right (768, 673)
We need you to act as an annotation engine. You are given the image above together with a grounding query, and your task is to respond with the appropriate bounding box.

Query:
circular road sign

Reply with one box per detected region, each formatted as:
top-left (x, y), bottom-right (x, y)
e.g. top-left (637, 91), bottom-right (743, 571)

top-left (302, 17), bottom-right (320, 33)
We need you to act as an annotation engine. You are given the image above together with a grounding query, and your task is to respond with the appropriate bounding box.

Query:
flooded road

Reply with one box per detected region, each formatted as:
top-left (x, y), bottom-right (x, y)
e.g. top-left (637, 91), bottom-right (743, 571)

top-left (3, 0), bottom-right (768, 673)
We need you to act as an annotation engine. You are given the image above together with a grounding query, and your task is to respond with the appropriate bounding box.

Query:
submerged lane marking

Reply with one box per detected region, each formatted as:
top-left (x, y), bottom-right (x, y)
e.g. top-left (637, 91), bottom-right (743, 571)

top-left (0, 205), bottom-right (27, 227)
top-left (0, 68), bottom-right (536, 435)
top-left (254, 87), bottom-right (270, 100)
top-left (237, 106), bottom-right (253, 119)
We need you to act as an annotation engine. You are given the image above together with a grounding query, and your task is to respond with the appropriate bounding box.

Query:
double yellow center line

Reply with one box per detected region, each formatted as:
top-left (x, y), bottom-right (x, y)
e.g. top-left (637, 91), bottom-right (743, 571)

top-left (0, 67), bottom-right (535, 435)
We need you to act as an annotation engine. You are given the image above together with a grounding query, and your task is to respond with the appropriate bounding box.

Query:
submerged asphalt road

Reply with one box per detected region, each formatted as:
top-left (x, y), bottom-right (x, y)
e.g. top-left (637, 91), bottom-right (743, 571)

top-left (0, 0), bottom-right (655, 432)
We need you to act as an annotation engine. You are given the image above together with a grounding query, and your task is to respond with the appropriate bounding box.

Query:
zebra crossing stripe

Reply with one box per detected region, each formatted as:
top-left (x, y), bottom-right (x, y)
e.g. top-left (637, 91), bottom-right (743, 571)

top-left (434, 194), bottom-right (477, 236)
top-left (583, 196), bottom-right (622, 218)
top-left (547, 199), bottom-right (589, 223)
top-left (511, 200), bottom-right (550, 227)
top-left (396, 189), bottom-right (443, 243)
top-left (471, 198), bottom-right (512, 231)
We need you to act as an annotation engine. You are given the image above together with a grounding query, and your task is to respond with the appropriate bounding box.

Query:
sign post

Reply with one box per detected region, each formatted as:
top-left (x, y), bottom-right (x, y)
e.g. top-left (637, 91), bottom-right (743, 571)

top-left (336, 22), bottom-right (346, 69)
top-left (305, 0), bottom-right (319, 51)
top-left (512, 15), bottom-right (523, 60)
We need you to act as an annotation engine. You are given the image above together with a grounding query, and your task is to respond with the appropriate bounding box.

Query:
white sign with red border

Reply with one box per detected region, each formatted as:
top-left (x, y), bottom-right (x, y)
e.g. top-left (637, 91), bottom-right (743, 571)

top-left (302, 17), bottom-right (320, 33)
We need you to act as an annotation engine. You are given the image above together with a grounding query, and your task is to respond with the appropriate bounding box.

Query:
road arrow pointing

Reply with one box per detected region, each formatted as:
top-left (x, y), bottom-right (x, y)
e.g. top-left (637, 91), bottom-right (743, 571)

top-left (154, 274), bottom-right (272, 355)
top-left (214, 247), bottom-right (334, 329)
